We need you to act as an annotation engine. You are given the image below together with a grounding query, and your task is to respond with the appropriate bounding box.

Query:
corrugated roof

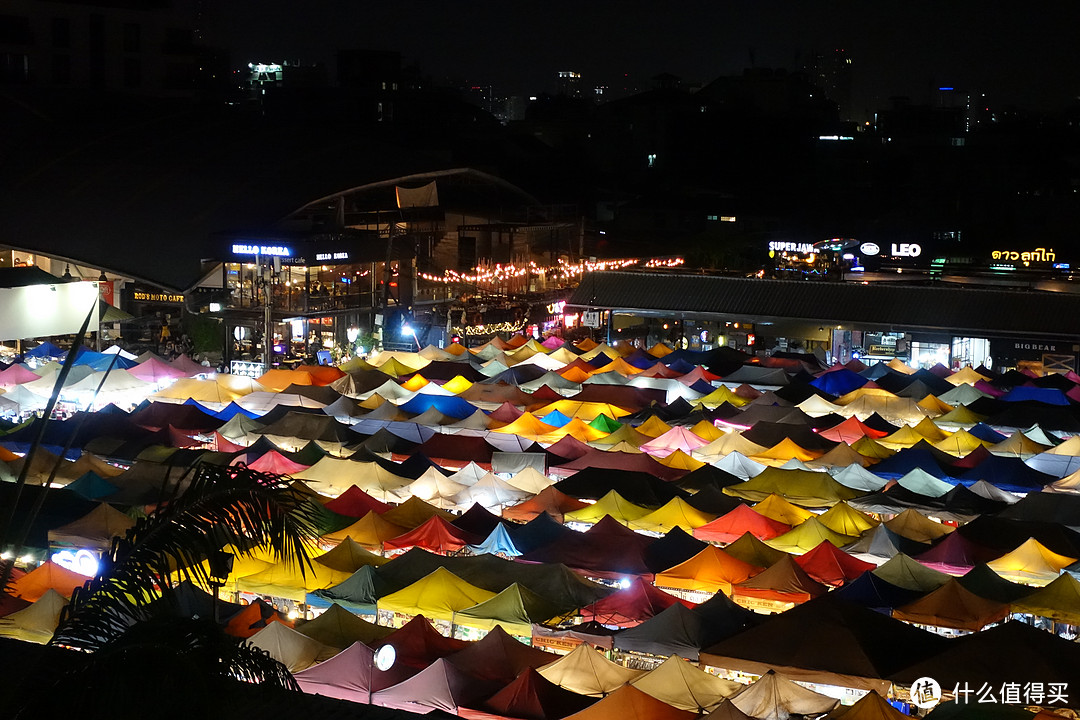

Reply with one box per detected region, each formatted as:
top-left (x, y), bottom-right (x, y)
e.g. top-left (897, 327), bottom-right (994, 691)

top-left (569, 272), bottom-right (1080, 338)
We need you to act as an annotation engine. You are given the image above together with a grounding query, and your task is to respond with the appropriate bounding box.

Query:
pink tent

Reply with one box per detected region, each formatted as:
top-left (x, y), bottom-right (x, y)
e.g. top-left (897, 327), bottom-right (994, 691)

top-left (294, 641), bottom-right (416, 702)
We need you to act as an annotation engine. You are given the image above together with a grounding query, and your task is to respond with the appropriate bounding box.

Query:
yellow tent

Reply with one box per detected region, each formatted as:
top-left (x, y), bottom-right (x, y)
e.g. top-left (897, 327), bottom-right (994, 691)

top-left (400, 374), bottom-right (430, 391)
top-left (916, 395), bottom-right (954, 417)
top-left (294, 458), bottom-right (411, 501)
top-left (886, 358), bottom-right (916, 374)
top-left (834, 387), bottom-right (899, 406)
top-left (381, 496), bottom-right (455, 529)
top-left (883, 508), bottom-right (954, 543)
top-left (946, 366), bottom-right (990, 386)
top-left (816, 501), bottom-right (879, 536)
top-left (878, 425), bottom-right (926, 449)
top-left (367, 350), bottom-right (430, 372)
top-left (694, 433), bottom-right (769, 459)
top-left (257, 368), bottom-right (314, 392)
top-left (320, 510), bottom-right (406, 550)
top-left (604, 441), bottom-right (644, 454)
top-left (990, 433), bottom-right (1051, 458)
top-left (648, 342), bottom-right (674, 358)
top-left (726, 469), bottom-right (863, 508)
top-left (636, 416), bottom-right (674, 438)
top-left (986, 537), bottom-right (1077, 586)
top-left (560, 366), bottom-right (594, 383)
top-left (563, 490), bottom-right (651, 525)
top-left (237, 560), bottom-right (355, 601)
top-left (629, 497), bottom-right (717, 533)
top-left (537, 642), bottom-right (646, 697)
top-left (752, 493), bottom-right (815, 525)
top-left (849, 436), bottom-right (896, 460)
top-left (654, 449), bottom-right (706, 472)
top-left (933, 429), bottom-right (990, 456)
top-left (491, 412), bottom-right (561, 441)
top-left (631, 655), bottom-right (742, 713)
top-left (592, 357), bottom-right (645, 376)
top-left (580, 343), bottom-right (620, 361)
top-left (312, 537), bottom-right (389, 573)
top-left (766, 517), bottom-right (857, 554)
top-left (752, 438), bottom-right (822, 464)
top-left (933, 405), bottom-right (987, 428)
top-left (807, 443), bottom-right (877, 469)
top-left (589, 424), bottom-right (652, 448)
top-left (694, 386), bottom-right (752, 409)
top-left (689, 420), bottom-right (726, 442)
top-left (654, 545), bottom-right (758, 595)
top-left (1011, 572), bottom-right (1080, 625)
top-left (442, 376), bottom-right (474, 394)
top-left (377, 567), bottom-right (495, 622)
top-left (0, 588), bottom-right (66, 644)
top-left (150, 375), bottom-right (265, 407)
top-left (533, 400), bottom-right (634, 421)
top-left (912, 417), bottom-right (951, 442)
top-left (538, 418), bottom-right (611, 444)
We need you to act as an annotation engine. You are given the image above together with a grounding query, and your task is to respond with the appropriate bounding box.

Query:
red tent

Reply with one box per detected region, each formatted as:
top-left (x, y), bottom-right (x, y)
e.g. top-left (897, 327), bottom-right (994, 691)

top-left (578, 577), bottom-right (694, 628)
top-left (323, 485), bottom-right (391, 517)
top-left (383, 514), bottom-right (483, 555)
top-left (237, 449), bottom-right (311, 475)
top-left (693, 504), bottom-right (790, 544)
top-left (794, 541), bottom-right (875, 587)
top-left (371, 614), bottom-right (470, 670)
top-left (467, 668), bottom-right (596, 720)
top-left (818, 416), bottom-right (889, 443)
top-left (502, 487), bottom-right (589, 524)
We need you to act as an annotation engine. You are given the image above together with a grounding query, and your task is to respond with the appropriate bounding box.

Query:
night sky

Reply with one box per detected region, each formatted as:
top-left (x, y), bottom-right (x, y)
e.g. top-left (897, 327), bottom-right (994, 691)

top-left (203, 1), bottom-right (1080, 113)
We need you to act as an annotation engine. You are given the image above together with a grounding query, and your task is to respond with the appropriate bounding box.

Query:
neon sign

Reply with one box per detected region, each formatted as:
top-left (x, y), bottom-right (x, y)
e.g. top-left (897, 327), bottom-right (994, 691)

top-left (232, 243), bottom-right (293, 257)
top-left (52, 548), bottom-right (100, 577)
top-left (992, 248), bottom-right (1055, 263)
top-left (768, 241), bottom-right (814, 254)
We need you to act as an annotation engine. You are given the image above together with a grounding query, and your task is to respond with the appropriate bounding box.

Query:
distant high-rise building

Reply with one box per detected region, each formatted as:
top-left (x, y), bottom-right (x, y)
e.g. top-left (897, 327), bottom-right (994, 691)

top-left (806, 49), bottom-right (853, 120)
top-left (557, 70), bottom-right (582, 98)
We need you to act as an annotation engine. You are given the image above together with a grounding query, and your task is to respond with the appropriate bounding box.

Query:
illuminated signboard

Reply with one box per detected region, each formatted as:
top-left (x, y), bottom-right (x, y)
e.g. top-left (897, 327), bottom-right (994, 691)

top-left (891, 243), bottom-right (922, 257)
top-left (315, 252), bottom-right (350, 261)
top-left (991, 248), bottom-right (1056, 263)
top-left (52, 548), bottom-right (100, 577)
top-left (133, 290), bottom-right (184, 303)
top-left (231, 243), bottom-right (294, 257)
top-left (768, 241), bottom-right (814, 254)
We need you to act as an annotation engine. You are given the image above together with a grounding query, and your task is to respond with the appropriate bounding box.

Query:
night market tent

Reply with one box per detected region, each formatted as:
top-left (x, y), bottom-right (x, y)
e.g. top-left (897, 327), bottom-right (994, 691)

top-left (578, 576), bottom-right (693, 628)
top-left (520, 515), bottom-right (655, 577)
top-left (149, 375), bottom-right (265, 408)
top-left (383, 514), bottom-right (482, 554)
top-left (824, 690), bottom-right (910, 720)
top-left (443, 624), bottom-right (558, 685)
top-left (312, 537), bottom-right (388, 574)
top-left (537, 642), bottom-right (646, 697)
top-left (733, 555), bottom-right (828, 606)
top-left (843, 525), bottom-right (909, 564)
top-left (832, 571), bottom-right (928, 612)
top-left (892, 578), bottom-right (1010, 632)
top-left (555, 467), bottom-right (684, 506)
top-left (766, 517), bottom-right (856, 555)
top-left (306, 565), bottom-right (390, 615)
top-left (1025, 436), bottom-right (1080, 477)
top-left (1010, 572), bottom-right (1080, 624)
top-left (629, 656), bottom-right (741, 714)
top-left (322, 485), bottom-right (390, 517)
top-left (892, 468), bottom-right (954, 498)
top-left (914, 531), bottom-right (1003, 576)
top-left (727, 670), bottom-right (839, 720)
top-left (371, 657), bottom-right (500, 715)
top-left (505, 466), bottom-right (556, 494)
top-left (655, 545), bottom-right (759, 596)
top-left (560, 684), bottom-right (697, 720)
top-left (452, 583), bottom-right (562, 637)
top-left (794, 541), bottom-right (875, 587)
top-left (296, 458), bottom-right (411, 500)
top-left (750, 493), bottom-right (815, 526)
top-left (695, 434), bottom-right (769, 460)
top-left (450, 472), bottom-right (532, 510)
top-left (294, 640), bottom-right (416, 701)
top-left (883, 509), bottom-right (954, 544)
top-left (377, 567), bottom-right (496, 623)
top-left (295, 603), bottom-right (393, 649)
top-left (477, 667), bottom-right (597, 720)
top-left (245, 620), bottom-right (335, 672)
top-left (872, 554), bottom-right (952, 593)
top-left (501, 486), bottom-right (588, 523)
top-left (701, 596), bottom-right (950, 695)
top-left (47, 502), bottom-right (135, 551)
top-left (235, 559), bottom-right (354, 601)
top-left (724, 532), bottom-right (790, 568)
top-left (890, 621), bottom-right (1080, 689)
top-left (468, 523), bottom-right (521, 557)
top-left (403, 467), bottom-right (469, 508)
top-left (816, 501), bottom-right (879, 536)
top-left (381, 496), bottom-right (455, 529)
top-left (0, 588), bottom-right (65, 644)
top-left (724, 467), bottom-right (863, 507)
top-left (986, 537), bottom-right (1077, 585)
top-left (321, 511), bottom-right (405, 551)
top-left (629, 497), bottom-right (717, 533)
top-left (11, 561), bottom-right (88, 601)
top-left (694, 504), bottom-right (790, 544)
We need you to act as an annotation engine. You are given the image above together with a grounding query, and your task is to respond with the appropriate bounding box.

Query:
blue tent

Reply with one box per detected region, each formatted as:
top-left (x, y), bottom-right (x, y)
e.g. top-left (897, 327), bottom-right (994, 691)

top-left (468, 523), bottom-right (522, 557)
top-left (397, 394), bottom-right (478, 419)
top-left (64, 471), bottom-right (119, 500)
top-left (1000, 386), bottom-right (1070, 406)
top-left (810, 368), bottom-right (868, 396)
top-left (538, 410), bottom-right (572, 428)
top-left (958, 455), bottom-right (1055, 493)
top-left (872, 446), bottom-right (955, 479)
top-left (25, 341), bottom-right (64, 359)
top-left (832, 570), bottom-right (925, 612)
top-left (967, 423), bottom-right (1008, 443)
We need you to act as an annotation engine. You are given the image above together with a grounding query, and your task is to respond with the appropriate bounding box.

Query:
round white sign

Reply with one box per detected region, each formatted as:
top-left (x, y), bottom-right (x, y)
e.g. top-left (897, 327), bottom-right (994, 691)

top-left (859, 242), bottom-right (880, 256)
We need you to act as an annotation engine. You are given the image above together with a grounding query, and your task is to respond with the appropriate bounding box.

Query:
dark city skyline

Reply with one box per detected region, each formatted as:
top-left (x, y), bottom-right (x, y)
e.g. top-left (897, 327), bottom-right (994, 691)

top-left (204, 1), bottom-right (1080, 112)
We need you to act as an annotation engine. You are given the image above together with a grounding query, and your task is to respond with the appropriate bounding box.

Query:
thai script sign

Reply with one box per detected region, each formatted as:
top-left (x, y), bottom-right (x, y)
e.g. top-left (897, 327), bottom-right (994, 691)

top-left (991, 248), bottom-right (1055, 262)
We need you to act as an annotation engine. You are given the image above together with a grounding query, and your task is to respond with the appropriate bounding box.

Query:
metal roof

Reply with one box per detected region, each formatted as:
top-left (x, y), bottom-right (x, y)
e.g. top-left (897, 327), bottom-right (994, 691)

top-left (568, 272), bottom-right (1080, 339)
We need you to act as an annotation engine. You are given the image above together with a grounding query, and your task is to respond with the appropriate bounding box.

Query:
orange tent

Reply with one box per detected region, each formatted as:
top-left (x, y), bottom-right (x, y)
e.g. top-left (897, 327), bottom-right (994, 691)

top-left (11, 561), bottom-right (87, 601)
